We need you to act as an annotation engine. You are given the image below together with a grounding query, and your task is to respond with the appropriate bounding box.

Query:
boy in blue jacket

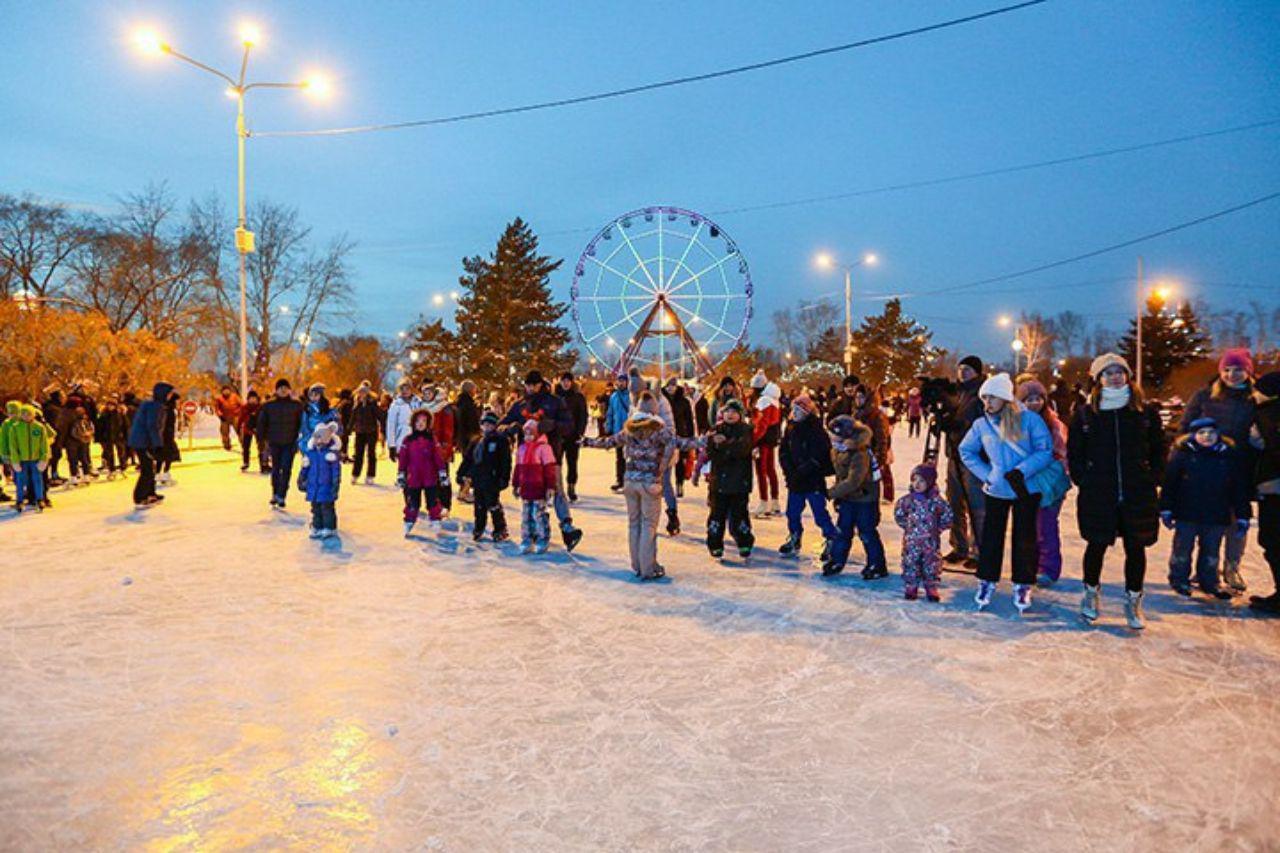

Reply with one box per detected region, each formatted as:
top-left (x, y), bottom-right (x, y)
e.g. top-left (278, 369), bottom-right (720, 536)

top-left (298, 421), bottom-right (343, 539)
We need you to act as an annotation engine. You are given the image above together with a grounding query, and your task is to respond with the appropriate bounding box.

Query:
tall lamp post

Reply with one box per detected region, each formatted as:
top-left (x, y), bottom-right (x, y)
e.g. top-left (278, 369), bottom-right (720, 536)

top-left (814, 250), bottom-right (878, 375)
top-left (132, 25), bottom-right (329, 398)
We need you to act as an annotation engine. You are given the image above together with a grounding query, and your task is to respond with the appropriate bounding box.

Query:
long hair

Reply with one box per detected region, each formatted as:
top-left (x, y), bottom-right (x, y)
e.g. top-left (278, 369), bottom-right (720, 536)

top-left (1087, 380), bottom-right (1145, 413)
top-left (996, 399), bottom-right (1023, 442)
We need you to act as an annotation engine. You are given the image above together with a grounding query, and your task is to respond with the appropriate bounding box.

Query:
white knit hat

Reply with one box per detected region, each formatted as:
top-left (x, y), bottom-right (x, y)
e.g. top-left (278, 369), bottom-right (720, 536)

top-left (1089, 352), bottom-right (1131, 380)
top-left (978, 372), bottom-right (1016, 402)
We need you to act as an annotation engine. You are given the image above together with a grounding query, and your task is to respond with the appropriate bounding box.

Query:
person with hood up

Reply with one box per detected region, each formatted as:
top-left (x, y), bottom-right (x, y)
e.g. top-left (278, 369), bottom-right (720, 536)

top-left (257, 378), bottom-right (306, 508)
top-left (2, 404), bottom-right (51, 511)
top-left (556, 372), bottom-right (589, 503)
top-left (826, 414), bottom-right (887, 578)
top-left (398, 409), bottom-right (448, 536)
top-left (752, 380), bottom-right (783, 517)
top-left (512, 418), bottom-right (559, 554)
top-left (296, 421), bottom-right (343, 538)
top-left (604, 373), bottom-right (632, 493)
top-left (127, 381), bottom-right (173, 508)
top-left (1067, 353), bottom-right (1166, 630)
top-left (960, 373), bottom-right (1054, 614)
top-left (778, 393), bottom-right (837, 559)
top-left (385, 379), bottom-right (421, 463)
top-left (297, 382), bottom-right (340, 453)
top-left (1250, 371), bottom-right (1280, 615)
top-left (456, 411), bottom-right (511, 542)
top-left (894, 464), bottom-right (954, 601)
top-left (348, 383), bottom-right (382, 484)
top-left (1179, 348), bottom-right (1258, 593)
top-left (586, 391), bottom-right (700, 579)
top-left (1160, 417), bottom-right (1252, 598)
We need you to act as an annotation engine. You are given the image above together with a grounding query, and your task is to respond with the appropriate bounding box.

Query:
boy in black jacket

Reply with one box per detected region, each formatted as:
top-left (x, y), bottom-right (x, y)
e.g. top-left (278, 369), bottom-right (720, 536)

top-left (457, 411), bottom-right (512, 542)
top-left (778, 394), bottom-right (837, 558)
top-left (1160, 417), bottom-right (1252, 598)
top-left (705, 399), bottom-right (755, 559)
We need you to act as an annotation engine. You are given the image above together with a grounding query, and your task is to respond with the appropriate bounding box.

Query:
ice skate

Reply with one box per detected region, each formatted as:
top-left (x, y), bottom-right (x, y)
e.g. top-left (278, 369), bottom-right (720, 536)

top-left (562, 525), bottom-right (583, 552)
top-left (1222, 564), bottom-right (1247, 593)
top-left (974, 580), bottom-right (995, 610)
top-left (768, 499), bottom-right (781, 517)
top-left (403, 521), bottom-right (415, 538)
top-left (676, 483), bottom-right (684, 498)
top-left (1124, 590), bottom-right (1146, 630)
top-left (779, 533), bottom-right (802, 557)
top-left (472, 528), bottom-right (485, 543)
top-left (492, 528), bottom-right (510, 543)
top-left (738, 545), bottom-right (753, 560)
top-left (351, 475), bottom-right (359, 485)
top-left (1036, 572), bottom-right (1056, 587)
top-left (567, 485), bottom-right (578, 503)
top-left (665, 509), bottom-right (680, 536)
top-left (1013, 583), bottom-right (1033, 614)
top-left (609, 483), bottom-right (624, 494)
top-left (752, 499), bottom-right (768, 518)
top-left (309, 526), bottom-right (323, 539)
top-left (709, 546), bottom-right (724, 560)
top-left (861, 565), bottom-right (888, 581)
top-left (1170, 581), bottom-right (1192, 597)
top-left (821, 562), bottom-right (845, 577)
top-left (1080, 584), bottom-right (1101, 622)
top-left (365, 476), bottom-right (374, 485)
top-left (943, 550), bottom-right (967, 565)
top-left (819, 538), bottom-right (833, 564)
top-left (240, 464), bottom-right (249, 472)
top-left (519, 541), bottom-right (534, 555)
top-left (1248, 593), bottom-right (1280, 615)
top-left (1202, 586), bottom-right (1232, 600)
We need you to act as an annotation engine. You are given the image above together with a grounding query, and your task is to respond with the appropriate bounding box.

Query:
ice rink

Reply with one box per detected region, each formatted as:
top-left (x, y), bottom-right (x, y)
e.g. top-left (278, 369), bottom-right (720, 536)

top-left (2, 427), bottom-right (1278, 850)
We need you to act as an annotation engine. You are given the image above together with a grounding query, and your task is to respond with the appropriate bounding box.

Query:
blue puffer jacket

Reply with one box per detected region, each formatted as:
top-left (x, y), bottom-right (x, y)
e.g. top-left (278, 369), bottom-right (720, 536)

top-left (300, 434), bottom-right (343, 503)
top-left (604, 388), bottom-right (631, 435)
top-left (959, 409), bottom-right (1053, 500)
top-left (128, 381), bottom-right (173, 450)
top-left (298, 401), bottom-right (341, 452)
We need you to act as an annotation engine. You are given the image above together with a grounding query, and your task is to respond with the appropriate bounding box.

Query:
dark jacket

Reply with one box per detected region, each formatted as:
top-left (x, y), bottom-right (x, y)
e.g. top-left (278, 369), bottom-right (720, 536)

top-left (939, 376), bottom-right (984, 459)
top-left (128, 382), bottom-right (172, 450)
top-left (95, 407), bottom-right (129, 445)
top-left (694, 395), bottom-right (710, 434)
top-left (350, 397), bottom-right (382, 435)
top-left (298, 398), bottom-right (340, 452)
top-left (500, 389), bottom-right (570, 454)
top-left (1181, 380), bottom-right (1257, 481)
top-left (661, 386), bottom-right (696, 438)
top-left (457, 432), bottom-right (512, 494)
top-left (257, 396), bottom-right (305, 446)
top-left (555, 384), bottom-right (589, 442)
top-left (455, 391), bottom-right (481, 449)
top-left (1160, 436), bottom-right (1251, 525)
top-left (706, 420), bottom-right (753, 495)
top-left (1068, 396), bottom-right (1166, 547)
top-left (830, 422), bottom-right (877, 503)
top-left (1255, 397), bottom-right (1280, 490)
top-left (855, 398), bottom-right (890, 464)
top-left (779, 415), bottom-right (835, 493)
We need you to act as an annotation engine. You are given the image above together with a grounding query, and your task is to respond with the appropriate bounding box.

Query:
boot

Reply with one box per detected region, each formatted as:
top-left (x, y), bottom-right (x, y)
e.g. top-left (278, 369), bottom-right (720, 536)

top-left (665, 509), bottom-right (680, 536)
top-left (779, 532), bottom-right (802, 556)
top-left (365, 476), bottom-right (375, 485)
top-left (568, 484), bottom-right (578, 503)
top-left (924, 583), bottom-right (941, 603)
top-left (1081, 584), bottom-right (1101, 622)
top-left (819, 538), bottom-right (833, 564)
top-left (404, 521), bottom-right (414, 538)
top-left (768, 499), bottom-right (781, 516)
top-left (610, 483), bottom-right (624, 494)
top-left (752, 499), bottom-right (768, 518)
top-left (676, 482), bottom-right (684, 498)
top-left (861, 564), bottom-right (889, 581)
top-left (351, 475), bottom-right (359, 485)
top-left (562, 523), bottom-right (583, 552)
top-left (904, 584), bottom-right (919, 601)
top-left (1124, 590), bottom-right (1146, 630)
top-left (942, 550), bottom-right (967, 565)
top-left (1222, 563), bottom-right (1247, 593)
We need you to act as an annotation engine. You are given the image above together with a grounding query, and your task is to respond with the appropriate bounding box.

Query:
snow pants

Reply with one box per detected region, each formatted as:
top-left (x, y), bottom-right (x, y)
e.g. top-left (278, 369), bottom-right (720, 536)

top-left (977, 493), bottom-right (1039, 586)
top-left (707, 491), bottom-right (754, 554)
top-left (624, 481), bottom-right (663, 578)
top-left (830, 499), bottom-right (886, 571)
top-left (404, 486), bottom-right (442, 523)
top-left (785, 490), bottom-right (837, 539)
top-left (901, 549), bottom-right (942, 589)
top-left (472, 485), bottom-right (507, 537)
top-left (755, 444), bottom-right (779, 501)
top-left (310, 501), bottom-right (337, 531)
top-left (269, 443), bottom-right (296, 502)
top-left (1037, 500), bottom-right (1064, 581)
top-left (521, 499), bottom-right (550, 548)
top-left (1168, 521), bottom-right (1227, 591)
top-left (14, 461), bottom-right (44, 505)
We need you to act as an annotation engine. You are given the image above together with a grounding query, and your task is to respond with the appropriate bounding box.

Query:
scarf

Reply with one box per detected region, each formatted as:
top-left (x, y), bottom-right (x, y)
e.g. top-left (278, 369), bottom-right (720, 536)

top-left (1099, 385), bottom-right (1131, 411)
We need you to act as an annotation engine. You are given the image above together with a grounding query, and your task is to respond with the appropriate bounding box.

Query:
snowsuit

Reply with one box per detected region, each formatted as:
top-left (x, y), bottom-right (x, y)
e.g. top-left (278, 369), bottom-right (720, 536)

top-left (398, 427), bottom-right (446, 524)
top-left (457, 432), bottom-right (512, 539)
top-left (128, 382), bottom-right (172, 505)
top-left (829, 422), bottom-right (886, 573)
top-left (894, 488), bottom-right (954, 590)
top-left (298, 430), bottom-right (343, 532)
top-left (778, 414), bottom-right (837, 541)
top-left (752, 384), bottom-right (782, 502)
top-left (704, 420), bottom-right (755, 555)
top-left (512, 434), bottom-right (558, 549)
top-left (1161, 434), bottom-right (1252, 591)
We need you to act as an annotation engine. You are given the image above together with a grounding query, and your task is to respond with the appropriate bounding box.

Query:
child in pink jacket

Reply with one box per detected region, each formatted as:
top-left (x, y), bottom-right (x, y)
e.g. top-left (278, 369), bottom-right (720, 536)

top-left (512, 420), bottom-right (559, 553)
top-left (398, 410), bottom-right (447, 536)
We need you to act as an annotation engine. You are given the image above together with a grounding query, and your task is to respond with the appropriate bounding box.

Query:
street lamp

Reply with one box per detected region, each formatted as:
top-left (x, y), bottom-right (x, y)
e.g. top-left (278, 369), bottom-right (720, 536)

top-left (132, 22), bottom-right (330, 399)
top-left (1134, 254), bottom-right (1176, 390)
top-left (814, 250), bottom-right (878, 375)
top-left (1010, 338), bottom-right (1025, 373)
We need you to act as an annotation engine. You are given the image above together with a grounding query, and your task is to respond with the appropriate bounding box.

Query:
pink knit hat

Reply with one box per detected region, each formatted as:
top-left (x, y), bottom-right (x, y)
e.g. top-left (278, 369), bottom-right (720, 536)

top-left (1218, 348), bottom-right (1254, 375)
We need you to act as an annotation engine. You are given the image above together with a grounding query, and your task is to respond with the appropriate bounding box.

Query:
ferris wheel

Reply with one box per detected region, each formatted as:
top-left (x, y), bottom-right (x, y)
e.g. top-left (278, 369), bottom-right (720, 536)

top-left (570, 206), bottom-right (753, 380)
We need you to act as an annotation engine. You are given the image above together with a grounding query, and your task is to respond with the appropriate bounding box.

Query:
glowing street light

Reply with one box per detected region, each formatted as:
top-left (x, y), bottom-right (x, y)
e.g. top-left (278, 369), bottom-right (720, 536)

top-left (812, 249), bottom-right (880, 375)
top-left (996, 314), bottom-right (1013, 329)
top-left (131, 21), bottom-right (331, 398)
top-left (432, 293), bottom-right (446, 307)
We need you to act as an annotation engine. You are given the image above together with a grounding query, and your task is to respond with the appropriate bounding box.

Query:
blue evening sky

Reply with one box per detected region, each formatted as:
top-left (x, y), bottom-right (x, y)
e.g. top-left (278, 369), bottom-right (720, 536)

top-left (3, 0), bottom-right (1278, 361)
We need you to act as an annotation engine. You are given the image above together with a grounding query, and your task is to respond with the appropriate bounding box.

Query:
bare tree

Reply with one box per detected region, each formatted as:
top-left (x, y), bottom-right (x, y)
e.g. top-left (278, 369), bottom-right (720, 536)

top-left (0, 193), bottom-right (89, 299)
top-left (795, 299), bottom-right (839, 343)
top-left (1046, 310), bottom-right (1086, 357)
top-left (1017, 312), bottom-right (1057, 373)
top-left (771, 308), bottom-right (801, 357)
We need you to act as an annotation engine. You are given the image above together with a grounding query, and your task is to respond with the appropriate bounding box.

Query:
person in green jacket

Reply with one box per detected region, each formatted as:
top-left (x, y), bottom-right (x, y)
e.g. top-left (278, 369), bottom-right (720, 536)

top-left (0, 401), bottom-right (20, 504)
top-left (4, 405), bottom-right (51, 511)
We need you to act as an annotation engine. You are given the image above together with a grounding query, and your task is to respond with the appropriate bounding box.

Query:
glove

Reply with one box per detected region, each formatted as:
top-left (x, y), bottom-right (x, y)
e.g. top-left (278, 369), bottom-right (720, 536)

top-left (396, 471), bottom-right (406, 489)
top-left (1003, 469), bottom-right (1031, 501)
top-left (1160, 511), bottom-right (1175, 530)
top-left (1234, 518), bottom-right (1250, 536)
top-left (389, 448), bottom-right (398, 463)
top-left (438, 469), bottom-right (450, 487)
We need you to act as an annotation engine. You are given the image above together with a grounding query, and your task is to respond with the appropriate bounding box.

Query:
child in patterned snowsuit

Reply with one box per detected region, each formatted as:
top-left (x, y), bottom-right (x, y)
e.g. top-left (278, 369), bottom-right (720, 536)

top-left (893, 464), bottom-right (954, 601)
top-left (512, 419), bottom-right (559, 554)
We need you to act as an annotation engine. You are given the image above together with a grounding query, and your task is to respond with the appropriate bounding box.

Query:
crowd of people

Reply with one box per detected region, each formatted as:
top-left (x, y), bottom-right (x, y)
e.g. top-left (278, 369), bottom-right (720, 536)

top-left (4, 346), bottom-right (1278, 629)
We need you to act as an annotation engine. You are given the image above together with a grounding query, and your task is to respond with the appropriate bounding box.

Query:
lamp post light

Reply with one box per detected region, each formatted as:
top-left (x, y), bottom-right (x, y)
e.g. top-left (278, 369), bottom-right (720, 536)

top-left (133, 22), bottom-right (329, 398)
top-left (1134, 256), bottom-right (1175, 390)
top-left (814, 250), bottom-right (878, 375)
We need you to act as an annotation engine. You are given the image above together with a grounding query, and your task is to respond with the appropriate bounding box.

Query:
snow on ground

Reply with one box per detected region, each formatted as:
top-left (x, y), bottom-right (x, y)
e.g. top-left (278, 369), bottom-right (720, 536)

top-left (2, 427), bottom-right (1278, 851)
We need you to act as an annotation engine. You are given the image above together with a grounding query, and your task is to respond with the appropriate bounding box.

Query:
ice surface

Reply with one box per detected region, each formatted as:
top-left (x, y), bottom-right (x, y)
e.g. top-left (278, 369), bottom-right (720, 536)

top-left (2, 428), bottom-right (1278, 850)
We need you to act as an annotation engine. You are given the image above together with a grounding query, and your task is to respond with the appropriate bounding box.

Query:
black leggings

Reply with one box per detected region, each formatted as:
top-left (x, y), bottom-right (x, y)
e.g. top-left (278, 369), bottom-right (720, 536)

top-left (1083, 539), bottom-right (1147, 592)
top-left (977, 493), bottom-right (1039, 585)
top-left (352, 432), bottom-right (378, 478)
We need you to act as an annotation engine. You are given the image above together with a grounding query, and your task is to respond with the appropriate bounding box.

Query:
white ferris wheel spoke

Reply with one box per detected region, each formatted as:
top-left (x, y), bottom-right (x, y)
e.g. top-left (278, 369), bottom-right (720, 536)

top-left (585, 298), bottom-right (655, 344)
top-left (587, 255), bottom-right (655, 295)
top-left (665, 253), bottom-right (737, 298)
top-left (663, 220), bottom-right (703, 293)
top-left (616, 225), bottom-right (659, 291)
top-left (669, 298), bottom-right (735, 341)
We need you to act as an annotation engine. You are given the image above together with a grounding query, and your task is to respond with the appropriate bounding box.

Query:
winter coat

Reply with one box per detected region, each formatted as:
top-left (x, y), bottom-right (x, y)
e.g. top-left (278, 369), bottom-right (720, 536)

top-left (69, 416), bottom-right (95, 446)
top-left (705, 420), bottom-right (754, 495)
top-left (160, 398), bottom-right (181, 463)
top-left (457, 432), bottom-right (512, 494)
top-left (512, 434), bottom-right (558, 500)
top-left (939, 376), bottom-right (984, 459)
top-left (959, 410), bottom-right (1054, 501)
top-left (237, 399), bottom-right (262, 436)
top-left (1, 414), bottom-right (51, 463)
top-left (300, 433), bottom-right (343, 503)
top-left (830, 422), bottom-right (877, 503)
top-left (425, 399), bottom-right (456, 457)
top-left (256, 396), bottom-right (305, 447)
top-left (397, 429), bottom-right (447, 490)
top-left (661, 386), bottom-right (696, 438)
top-left (1181, 380), bottom-right (1257, 482)
top-left (1160, 436), bottom-right (1252, 525)
top-left (604, 388), bottom-right (631, 435)
top-left (386, 395), bottom-right (421, 451)
top-left (128, 382), bottom-right (172, 450)
top-left (501, 390), bottom-right (570, 454)
top-left (298, 399), bottom-right (340, 452)
top-left (906, 390), bottom-right (923, 419)
top-left (1255, 397), bottom-right (1280, 493)
top-left (455, 391), bottom-right (481, 449)
top-left (1067, 396), bottom-right (1166, 547)
top-left (779, 415), bottom-right (835, 493)
top-left (894, 489), bottom-right (954, 548)
top-left (855, 399), bottom-right (891, 465)
top-left (556, 385), bottom-right (590, 442)
top-left (586, 414), bottom-right (698, 485)
top-left (694, 395), bottom-right (711, 434)
top-left (752, 385), bottom-right (782, 448)
top-left (213, 392), bottom-right (242, 423)
top-left (349, 397), bottom-right (382, 435)
top-left (95, 408), bottom-right (129, 445)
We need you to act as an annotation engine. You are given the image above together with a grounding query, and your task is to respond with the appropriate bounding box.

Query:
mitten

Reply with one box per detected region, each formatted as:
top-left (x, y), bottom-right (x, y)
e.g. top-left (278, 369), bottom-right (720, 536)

top-left (389, 448), bottom-right (398, 463)
top-left (438, 469), bottom-right (450, 487)
top-left (1159, 511), bottom-right (1175, 530)
top-left (396, 471), bottom-right (406, 489)
top-left (1004, 469), bottom-right (1031, 501)
top-left (1234, 518), bottom-right (1250, 536)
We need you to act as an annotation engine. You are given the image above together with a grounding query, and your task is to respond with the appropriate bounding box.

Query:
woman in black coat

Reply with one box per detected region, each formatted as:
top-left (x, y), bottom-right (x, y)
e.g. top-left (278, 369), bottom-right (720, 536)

top-left (1067, 353), bottom-right (1166, 629)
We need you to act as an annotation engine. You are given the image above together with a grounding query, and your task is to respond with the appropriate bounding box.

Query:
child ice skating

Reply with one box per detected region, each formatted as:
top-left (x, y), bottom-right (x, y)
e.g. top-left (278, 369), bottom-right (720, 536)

top-left (298, 421), bottom-right (343, 539)
top-left (512, 419), bottom-right (558, 554)
top-left (1160, 417), bottom-right (1252, 598)
top-left (1, 405), bottom-right (51, 512)
top-left (826, 415), bottom-right (887, 578)
top-left (893, 464), bottom-right (953, 601)
top-left (398, 410), bottom-right (447, 537)
top-left (704, 399), bottom-right (756, 560)
top-left (456, 411), bottom-right (512, 542)
top-left (751, 379), bottom-right (782, 517)
top-left (778, 393), bottom-right (837, 559)
top-left (1016, 379), bottom-right (1073, 586)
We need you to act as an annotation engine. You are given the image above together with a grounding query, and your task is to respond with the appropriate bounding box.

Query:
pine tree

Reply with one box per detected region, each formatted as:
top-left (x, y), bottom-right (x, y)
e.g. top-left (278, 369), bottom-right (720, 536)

top-left (1119, 298), bottom-right (1211, 389)
top-left (403, 319), bottom-right (460, 387)
top-left (453, 218), bottom-right (574, 390)
top-left (847, 299), bottom-right (940, 390)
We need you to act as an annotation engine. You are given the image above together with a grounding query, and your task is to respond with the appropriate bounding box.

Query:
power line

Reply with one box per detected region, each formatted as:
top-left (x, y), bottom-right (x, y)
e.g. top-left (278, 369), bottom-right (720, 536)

top-left (252, 0), bottom-right (1051, 139)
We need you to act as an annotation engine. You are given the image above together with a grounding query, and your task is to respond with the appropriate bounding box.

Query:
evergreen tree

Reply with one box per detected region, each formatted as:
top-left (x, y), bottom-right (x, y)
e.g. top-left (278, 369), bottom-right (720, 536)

top-left (403, 319), bottom-right (460, 387)
top-left (807, 326), bottom-right (845, 366)
top-left (1119, 298), bottom-right (1211, 389)
top-left (847, 299), bottom-right (940, 389)
top-left (453, 218), bottom-right (574, 390)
